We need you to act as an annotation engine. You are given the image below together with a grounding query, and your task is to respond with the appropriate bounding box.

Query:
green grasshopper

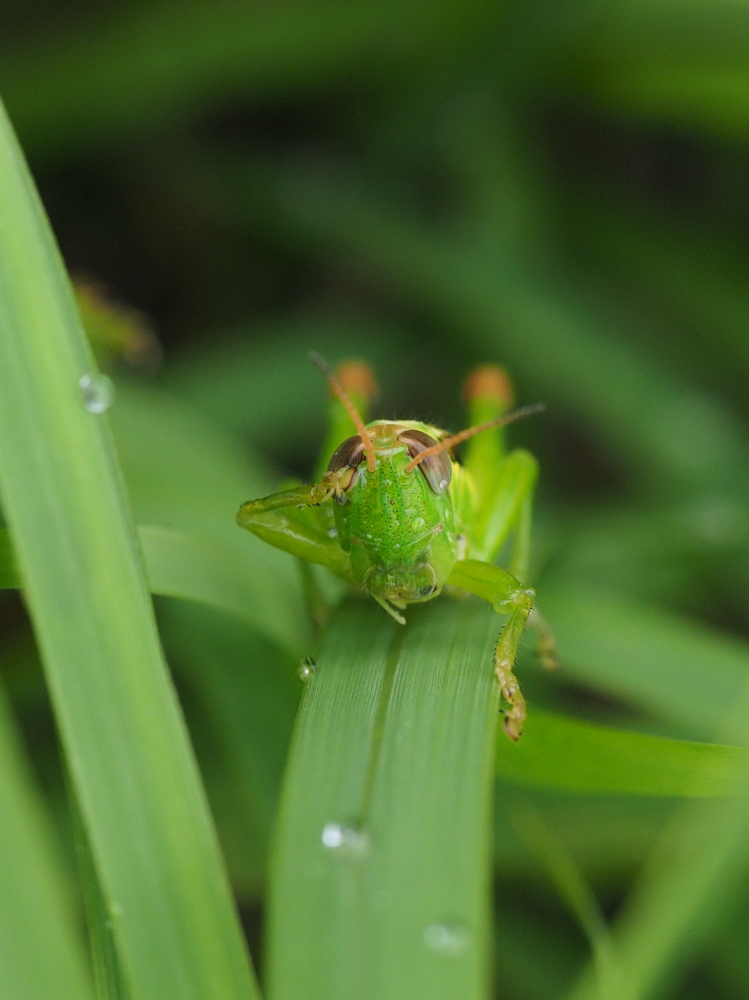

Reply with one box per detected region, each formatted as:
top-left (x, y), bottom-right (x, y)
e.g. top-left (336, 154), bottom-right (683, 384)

top-left (237, 354), bottom-right (557, 739)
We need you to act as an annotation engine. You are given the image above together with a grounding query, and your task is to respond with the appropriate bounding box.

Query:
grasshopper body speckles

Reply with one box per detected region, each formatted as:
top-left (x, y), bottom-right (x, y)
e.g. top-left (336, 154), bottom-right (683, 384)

top-left (237, 356), bottom-right (556, 738)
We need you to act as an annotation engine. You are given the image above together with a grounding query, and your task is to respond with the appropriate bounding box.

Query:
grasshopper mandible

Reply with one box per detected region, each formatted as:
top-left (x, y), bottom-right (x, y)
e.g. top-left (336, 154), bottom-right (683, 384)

top-left (237, 354), bottom-right (557, 739)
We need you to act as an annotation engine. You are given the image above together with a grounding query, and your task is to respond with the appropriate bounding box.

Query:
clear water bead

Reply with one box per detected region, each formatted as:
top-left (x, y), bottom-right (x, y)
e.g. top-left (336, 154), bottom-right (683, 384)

top-left (297, 657), bottom-right (316, 682)
top-left (321, 821), bottom-right (369, 858)
top-left (79, 373), bottom-right (115, 413)
top-left (424, 922), bottom-right (469, 957)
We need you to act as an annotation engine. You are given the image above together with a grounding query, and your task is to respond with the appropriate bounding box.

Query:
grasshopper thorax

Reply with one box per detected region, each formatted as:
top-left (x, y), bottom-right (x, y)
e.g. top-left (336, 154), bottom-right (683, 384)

top-left (327, 420), bottom-right (459, 606)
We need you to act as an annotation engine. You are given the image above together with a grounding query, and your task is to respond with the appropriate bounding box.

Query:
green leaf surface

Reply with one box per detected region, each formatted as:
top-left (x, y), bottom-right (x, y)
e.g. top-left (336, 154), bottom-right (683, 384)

top-left (0, 680), bottom-right (93, 1000)
top-left (269, 598), bottom-right (499, 1000)
top-left (10, 532), bottom-right (747, 802)
top-left (568, 796), bottom-right (749, 1000)
top-left (0, 527), bottom-right (16, 588)
top-left (499, 708), bottom-right (749, 797)
top-left (110, 379), bottom-right (310, 654)
top-left (539, 583), bottom-right (749, 741)
top-left (141, 524), bottom-right (304, 656)
top-left (0, 99), bottom-right (258, 999)
top-left (0, 523), bottom-right (304, 657)
top-left (158, 601), bottom-right (299, 898)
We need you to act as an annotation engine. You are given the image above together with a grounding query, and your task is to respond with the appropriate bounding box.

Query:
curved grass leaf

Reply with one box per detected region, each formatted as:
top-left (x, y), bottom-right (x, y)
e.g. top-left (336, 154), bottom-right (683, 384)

top-left (0, 99), bottom-right (258, 1000)
top-left (499, 708), bottom-right (749, 797)
top-left (158, 601), bottom-right (299, 898)
top-left (0, 523), bottom-right (303, 657)
top-left (141, 524), bottom-right (304, 656)
top-left (568, 796), bottom-right (749, 1000)
top-left (110, 379), bottom-right (310, 654)
top-left (539, 582), bottom-right (749, 741)
top-left (0, 680), bottom-right (93, 1000)
top-left (0, 527), bottom-right (16, 588)
top-left (269, 598), bottom-right (499, 1000)
top-left (561, 613), bottom-right (749, 999)
top-left (10, 531), bottom-right (749, 799)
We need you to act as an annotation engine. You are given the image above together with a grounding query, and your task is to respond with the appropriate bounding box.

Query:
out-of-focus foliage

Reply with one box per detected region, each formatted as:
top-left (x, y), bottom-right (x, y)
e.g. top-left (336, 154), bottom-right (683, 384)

top-left (1, 1), bottom-right (748, 998)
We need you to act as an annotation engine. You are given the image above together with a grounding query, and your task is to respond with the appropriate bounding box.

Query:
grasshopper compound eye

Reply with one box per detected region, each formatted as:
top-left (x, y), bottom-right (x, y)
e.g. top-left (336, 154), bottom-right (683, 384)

top-left (398, 430), bottom-right (452, 495)
top-left (327, 434), bottom-right (367, 472)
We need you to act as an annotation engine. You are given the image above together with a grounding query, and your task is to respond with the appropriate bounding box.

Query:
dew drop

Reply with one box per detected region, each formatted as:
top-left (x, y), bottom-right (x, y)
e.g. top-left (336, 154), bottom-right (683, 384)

top-left (424, 922), bottom-right (469, 957)
top-left (297, 656), bottom-right (316, 682)
top-left (79, 373), bottom-right (115, 413)
top-left (109, 901), bottom-right (124, 919)
top-left (321, 821), bottom-right (369, 858)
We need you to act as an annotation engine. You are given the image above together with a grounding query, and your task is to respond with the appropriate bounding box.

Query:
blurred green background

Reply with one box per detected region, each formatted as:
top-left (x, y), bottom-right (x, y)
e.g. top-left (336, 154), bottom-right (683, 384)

top-left (2, 2), bottom-right (749, 998)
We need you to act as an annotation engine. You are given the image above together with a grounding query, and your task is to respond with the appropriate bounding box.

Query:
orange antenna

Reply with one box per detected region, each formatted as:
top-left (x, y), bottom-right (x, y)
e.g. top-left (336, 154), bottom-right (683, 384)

top-left (405, 403), bottom-right (546, 473)
top-left (309, 352), bottom-right (376, 472)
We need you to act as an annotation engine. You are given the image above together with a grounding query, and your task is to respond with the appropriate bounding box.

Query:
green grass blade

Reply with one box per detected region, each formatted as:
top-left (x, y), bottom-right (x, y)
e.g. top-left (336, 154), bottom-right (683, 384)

top-left (268, 599), bottom-right (499, 1000)
top-left (1, 521), bottom-right (304, 655)
top-left (0, 527), bottom-right (17, 587)
top-left (568, 796), bottom-right (749, 1000)
top-left (0, 681), bottom-right (93, 1000)
top-left (109, 379), bottom-right (310, 652)
top-left (499, 708), bottom-right (749, 797)
top-left (540, 583), bottom-right (749, 739)
top-left (71, 786), bottom-right (131, 1000)
top-left (140, 524), bottom-right (303, 656)
top-left (7, 539), bottom-right (748, 797)
top-left (0, 100), bottom-right (258, 999)
top-left (158, 601), bottom-right (299, 898)
top-left (562, 622), bottom-right (749, 998)
top-left (514, 810), bottom-right (620, 996)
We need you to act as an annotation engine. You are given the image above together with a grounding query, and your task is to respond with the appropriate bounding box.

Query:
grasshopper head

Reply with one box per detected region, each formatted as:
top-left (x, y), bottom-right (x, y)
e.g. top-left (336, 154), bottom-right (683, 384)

top-left (328, 421), bottom-right (458, 606)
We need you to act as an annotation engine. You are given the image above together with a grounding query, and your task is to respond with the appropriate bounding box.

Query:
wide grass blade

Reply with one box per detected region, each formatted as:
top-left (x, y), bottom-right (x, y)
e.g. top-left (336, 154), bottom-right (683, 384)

top-left (140, 524), bottom-right (303, 656)
top-left (0, 680), bottom-right (93, 1000)
top-left (562, 613), bottom-right (749, 998)
top-left (268, 598), bottom-right (499, 1000)
top-left (158, 601), bottom-right (299, 897)
top-left (499, 708), bottom-right (749, 797)
top-left (0, 524), bottom-right (302, 657)
top-left (11, 531), bottom-right (747, 800)
top-left (0, 100), bottom-right (258, 999)
top-left (540, 583), bottom-right (749, 739)
top-left (109, 379), bottom-right (309, 654)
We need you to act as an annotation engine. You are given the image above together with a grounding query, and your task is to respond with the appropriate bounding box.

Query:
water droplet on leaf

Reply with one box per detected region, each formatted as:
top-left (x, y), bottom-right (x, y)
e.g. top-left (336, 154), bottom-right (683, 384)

top-left (298, 657), bottom-right (316, 682)
top-left (79, 373), bottom-right (115, 413)
top-left (424, 922), bottom-right (469, 956)
top-left (321, 821), bottom-right (369, 858)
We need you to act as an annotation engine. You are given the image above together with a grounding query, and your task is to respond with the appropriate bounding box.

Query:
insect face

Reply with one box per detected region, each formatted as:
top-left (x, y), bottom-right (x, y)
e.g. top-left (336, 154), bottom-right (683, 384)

top-left (237, 355), bottom-right (556, 739)
top-left (328, 421), bottom-right (459, 604)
